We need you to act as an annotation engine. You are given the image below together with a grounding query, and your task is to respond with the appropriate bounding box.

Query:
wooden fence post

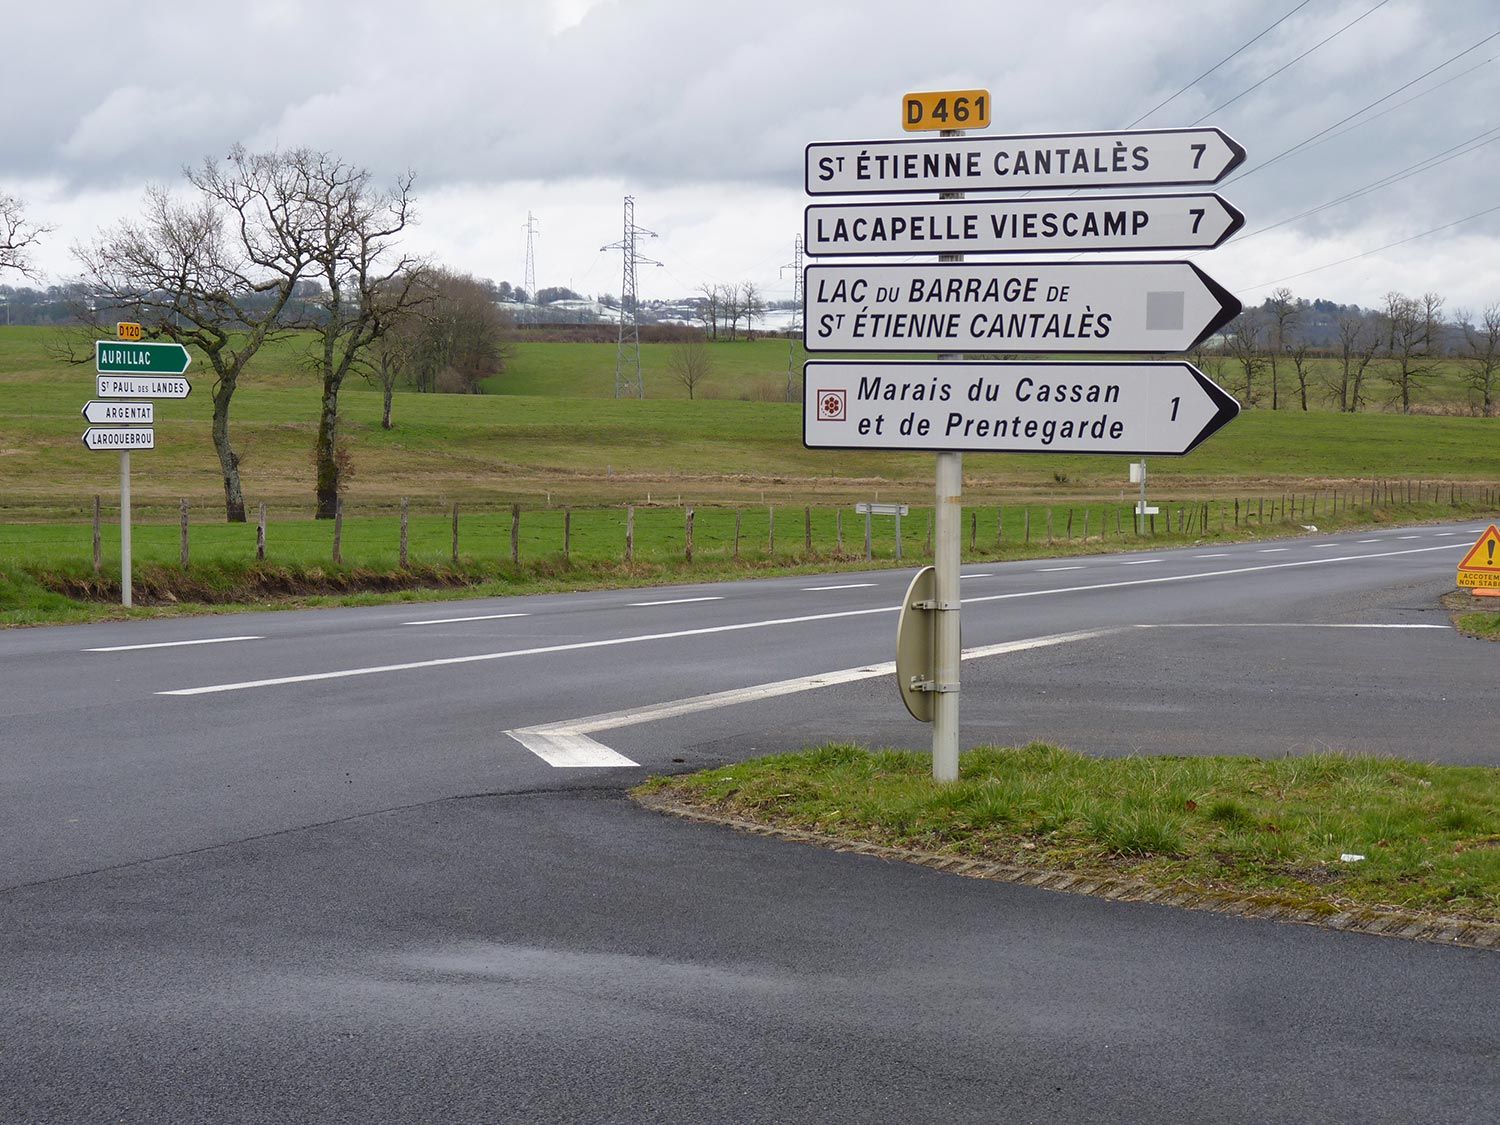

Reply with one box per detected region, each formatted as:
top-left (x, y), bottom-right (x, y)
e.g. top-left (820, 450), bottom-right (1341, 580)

top-left (511, 504), bottom-right (520, 565)
top-left (451, 503), bottom-right (459, 565)
top-left (332, 499), bottom-right (344, 565)
top-left (1024, 508), bottom-right (1031, 545)
top-left (564, 507), bottom-right (571, 560)
top-left (1066, 509), bottom-right (1073, 540)
top-left (734, 509), bottom-right (742, 560)
top-left (768, 507), bottom-right (775, 555)
top-left (836, 509), bottom-right (843, 553)
top-left (1046, 508), bottom-right (1053, 544)
top-left (804, 506), bottom-right (812, 554)
top-left (997, 506), bottom-right (1004, 545)
top-left (685, 508), bottom-right (695, 562)
top-left (179, 498), bottom-right (189, 569)
top-left (92, 495), bottom-right (102, 575)
top-left (257, 503), bottom-right (267, 561)
top-left (1082, 508), bottom-right (1089, 540)
top-left (626, 505), bottom-right (635, 563)
top-left (399, 498), bottom-right (409, 568)
top-left (970, 510), bottom-right (977, 552)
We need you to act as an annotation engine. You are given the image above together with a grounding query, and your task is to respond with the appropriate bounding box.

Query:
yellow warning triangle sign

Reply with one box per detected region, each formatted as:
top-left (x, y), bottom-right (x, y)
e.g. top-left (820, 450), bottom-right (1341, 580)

top-left (1457, 525), bottom-right (1500, 572)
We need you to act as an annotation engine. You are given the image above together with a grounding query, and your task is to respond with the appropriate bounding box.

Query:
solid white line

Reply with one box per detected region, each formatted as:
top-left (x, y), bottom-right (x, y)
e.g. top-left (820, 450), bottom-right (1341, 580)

top-left (1120, 559), bottom-right (1161, 565)
top-left (1038, 565), bottom-right (1085, 572)
top-left (85, 636), bottom-right (262, 653)
top-left (802, 583), bottom-right (876, 591)
top-left (158, 542), bottom-right (1470, 697)
top-left (1135, 623), bottom-right (1451, 630)
top-left (504, 629), bottom-right (1111, 768)
top-left (627, 596), bottom-right (724, 606)
top-left (403, 612), bottom-right (529, 626)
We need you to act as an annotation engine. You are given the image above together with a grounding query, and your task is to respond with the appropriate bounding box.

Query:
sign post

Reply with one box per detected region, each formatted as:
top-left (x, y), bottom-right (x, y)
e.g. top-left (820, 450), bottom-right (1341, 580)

top-left (85, 330), bottom-right (191, 607)
top-left (801, 108), bottom-right (1244, 781)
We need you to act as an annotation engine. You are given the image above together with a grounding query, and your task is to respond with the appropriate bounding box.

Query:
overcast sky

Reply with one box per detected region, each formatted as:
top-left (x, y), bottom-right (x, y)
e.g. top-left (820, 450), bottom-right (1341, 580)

top-left (4, 0), bottom-right (1499, 312)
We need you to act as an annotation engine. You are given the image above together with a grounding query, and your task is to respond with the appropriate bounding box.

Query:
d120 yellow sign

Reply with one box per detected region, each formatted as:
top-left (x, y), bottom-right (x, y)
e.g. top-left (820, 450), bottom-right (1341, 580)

top-left (116, 322), bottom-right (143, 341)
top-left (1456, 524), bottom-right (1500, 588)
top-left (902, 89), bottom-right (990, 132)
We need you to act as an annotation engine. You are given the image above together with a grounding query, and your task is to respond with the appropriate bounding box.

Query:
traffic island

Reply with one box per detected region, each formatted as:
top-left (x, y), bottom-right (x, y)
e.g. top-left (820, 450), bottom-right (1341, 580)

top-left (634, 743), bottom-right (1500, 949)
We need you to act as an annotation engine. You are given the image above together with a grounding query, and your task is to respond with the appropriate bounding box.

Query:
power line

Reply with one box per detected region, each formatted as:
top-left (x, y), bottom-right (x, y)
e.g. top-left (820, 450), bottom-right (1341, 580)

top-left (1242, 202), bottom-right (1500, 291)
top-left (1226, 29), bottom-right (1500, 184)
top-left (1127, 0), bottom-right (1313, 127)
top-left (600, 196), bottom-right (661, 399)
top-left (1192, 0), bottom-right (1393, 123)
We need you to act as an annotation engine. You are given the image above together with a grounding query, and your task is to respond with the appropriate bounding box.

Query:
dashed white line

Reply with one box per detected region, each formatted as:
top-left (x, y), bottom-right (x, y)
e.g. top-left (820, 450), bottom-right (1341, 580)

top-left (85, 636), bottom-right (262, 653)
top-left (1120, 559), bottom-right (1161, 566)
top-left (627, 596), bottom-right (724, 607)
top-left (959, 573), bottom-right (994, 580)
top-left (1259, 548), bottom-right (1290, 553)
top-left (1397, 535), bottom-right (1420, 540)
top-left (1193, 553), bottom-right (1230, 559)
top-left (403, 612), bottom-right (529, 626)
top-left (1038, 566), bottom-right (1085, 572)
top-left (1314, 543), bottom-right (1341, 549)
top-left (801, 583), bottom-right (876, 591)
top-left (1358, 539), bottom-right (1381, 543)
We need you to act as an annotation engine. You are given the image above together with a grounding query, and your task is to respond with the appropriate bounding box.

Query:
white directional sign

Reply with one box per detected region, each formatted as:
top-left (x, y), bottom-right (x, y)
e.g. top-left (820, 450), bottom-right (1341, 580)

top-left (81, 400), bottom-right (154, 424)
top-left (804, 193), bottom-right (1244, 257)
top-left (96, 375), bottom-right (192, 399)
top-left (82, 426), bottom-right (154, 451)
top-left (804, 360), bottom-right (1239, 456)
top-left (804, 261), bottom-right (1240, 354)
top-left (806, 127), bottom-right (1245, 196)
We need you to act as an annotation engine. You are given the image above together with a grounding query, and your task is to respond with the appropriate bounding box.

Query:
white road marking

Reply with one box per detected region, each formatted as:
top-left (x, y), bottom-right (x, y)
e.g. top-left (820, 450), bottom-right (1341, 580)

top-left (1314, 543), bottom-right (1341, 549)
top-left (159, 542), bottom-right (1470, 697)
top-left (505, 629), bottom-right (1111, 768)
top-left (1435, 532), bottom-right (1456, 537)
top-left (1259, 548), bottom-right (1290, 553)
top-left (403, 612), bottom-right (529, 626)
top-left (1358, 539), bottom-right (1381, 543)
top-left (627, 596), bottom-right (724, 607)
top-left (1038, 566), bottom-right (1085, 572)
top-left (85, 636), bottom-right (261, 653)
top-left (1120, 559), bottom-right (1161, 565)
top-left (1193, 553), bottom-right (1229, 559)
top-left (1135, 623), bottom-right (1451, 630)
top-left (959, 573), bottom-right (993, 580)
top-left (1397, 535), bottom-right (1420, 540)
top-left (802, 583), bottom-right (876, 591)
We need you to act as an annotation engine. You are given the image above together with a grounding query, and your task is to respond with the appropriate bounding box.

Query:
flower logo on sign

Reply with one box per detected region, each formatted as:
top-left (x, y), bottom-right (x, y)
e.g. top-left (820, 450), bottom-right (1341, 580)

top-left (817, 390), bottom-right (846, 422)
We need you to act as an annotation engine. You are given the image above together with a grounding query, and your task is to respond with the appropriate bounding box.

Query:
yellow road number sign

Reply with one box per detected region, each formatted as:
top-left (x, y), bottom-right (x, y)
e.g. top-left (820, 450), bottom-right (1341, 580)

top-left (116, 322), bottom-right (143, 341)
top-left (902, 89), bottom-right (990, 132)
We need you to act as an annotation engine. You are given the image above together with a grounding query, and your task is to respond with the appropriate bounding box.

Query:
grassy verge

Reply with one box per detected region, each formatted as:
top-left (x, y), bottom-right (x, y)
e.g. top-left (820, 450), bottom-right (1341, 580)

top-left (638, 744), bottom-right (1500, 923)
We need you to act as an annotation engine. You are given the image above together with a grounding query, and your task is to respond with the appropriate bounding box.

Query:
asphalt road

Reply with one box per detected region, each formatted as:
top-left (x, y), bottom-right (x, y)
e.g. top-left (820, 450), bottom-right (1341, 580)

top-left (2, 518), bottom-right (1497, 1121)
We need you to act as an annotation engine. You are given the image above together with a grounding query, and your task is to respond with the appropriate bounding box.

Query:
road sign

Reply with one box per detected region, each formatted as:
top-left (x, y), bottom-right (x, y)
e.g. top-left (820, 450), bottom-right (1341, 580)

top-left (116, 322), bottom-right (143, 341)
top-left (804, 261), bottom-right (1240, 353)
top-left (804, 193), bottom-right (1244, 257)
top-left (81, 400), bottom-right (154, 424)
top-left (902, 89), bottom-right (989, 132)
top-left (803, 360), bottom-right (1239, 456)
top-left (1456, 525), bottom-right (1500, 588)
top-left (895, 566), bottom-right (937, 722)
top-left (82, 427), bottom-right (154, 451)
top-left (96, 375), bottom-right (192, 399)
top-left (855, 502), bottom-right (909, 516)
top-left (95, 339), bottom-right (191, 375)
top-left (806, 127), bottom-right (1245, 195)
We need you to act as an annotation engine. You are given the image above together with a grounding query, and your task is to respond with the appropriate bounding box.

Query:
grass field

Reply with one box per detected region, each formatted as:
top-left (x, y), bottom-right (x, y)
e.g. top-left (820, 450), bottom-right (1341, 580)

top-left (639, 743), bottom-right (1500, 923)
top-left (4, 325), bottom-right (1500, 522)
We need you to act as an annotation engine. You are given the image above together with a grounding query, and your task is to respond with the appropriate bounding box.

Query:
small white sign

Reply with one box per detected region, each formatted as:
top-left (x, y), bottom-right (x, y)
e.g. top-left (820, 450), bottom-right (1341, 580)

top-left (804, 261), bottom-right (1240, 354)
top-left (82, 426), bottom-right (155, 451)
top-left (96, 375), bottom-right (192, 399)
top-left (82, 400), bottom-right (154, 424)
top-left (806, 127), bottom-right (1245, 195)
top-left (803, 360), bottom-right (1239, 456)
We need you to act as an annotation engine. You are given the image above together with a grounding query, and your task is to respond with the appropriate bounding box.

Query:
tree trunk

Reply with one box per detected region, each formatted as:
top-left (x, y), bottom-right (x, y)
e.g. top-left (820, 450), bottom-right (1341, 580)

top-left (210, 379), bottom-right (247, 523)
top-left (314, 380), bottom-right (341, 519)
top-left (382, 380), bottom-right (394, 430)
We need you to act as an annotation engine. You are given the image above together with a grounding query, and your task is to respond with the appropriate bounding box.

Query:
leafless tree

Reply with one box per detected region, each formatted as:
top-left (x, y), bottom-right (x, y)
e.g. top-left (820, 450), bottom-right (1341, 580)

top-left (1288, 332), bottom-right (1313, 411)
top-left (1329, 309), bottom-right (1379, 412)
top-left (667, 336), bottom-right (713, 399)
top-left (740, 281), bottom-right (764, 337)
top-left (1381, 290), bottom-right (1443, 414)
top-left (1225, 310), bottom-right (1264, 407)
top-left (73, 151), bottom-right (317, 522)
top-left (1265, 287), bottom-right (1300, 411)
top-left (0, 193), bottom-right (48, 277)
top-left (1457, 303), bottom-right (1500, 416)
top-left (719, 282), bottom-right (743, 341)
top-left (400, 268), bottom-right (511, 397)
top-left (287, 150), bottom-right (427, 519)
top-left (696, 283), bottom-right (721, 341)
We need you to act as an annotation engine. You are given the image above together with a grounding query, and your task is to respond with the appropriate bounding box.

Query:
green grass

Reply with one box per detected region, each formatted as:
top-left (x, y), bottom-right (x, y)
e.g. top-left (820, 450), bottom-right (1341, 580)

top-left (486, 337), bottom-right (805, 400)
top-left (640, 743), bottom-right (1500, 922)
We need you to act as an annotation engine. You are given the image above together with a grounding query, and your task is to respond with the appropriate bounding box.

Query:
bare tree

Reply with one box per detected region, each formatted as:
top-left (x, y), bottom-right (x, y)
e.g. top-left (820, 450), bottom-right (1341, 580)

top-left (666, 336), bottom-right (713, 399)
top-left (1329, 309), bottom-right (1379, 412)
top-left (1, 194), bottom-right (48, 277)
top-left (695, 283), bottom-right (720, 341)
top-left (74, 152), bottom-right (316, 522)
top-left (740, 281), bottom-right (764, 337)
top-left (403, 268), bottom-right (511, 396)
top-left (1265, 287), bottom-right (1300, 411)
top-left (1288, 331), bottom-right (1313, 411)
top-left (288, 151), bottom-right (427, 519)
top-left (1225, 310), bottom-right (1264, 407)
top-left (1381, 290), bottom-right (1443, 414)
top-left (719, 282), bottom-right (743, 341)
top-left (1457, 303), bottom-right (1500, 416)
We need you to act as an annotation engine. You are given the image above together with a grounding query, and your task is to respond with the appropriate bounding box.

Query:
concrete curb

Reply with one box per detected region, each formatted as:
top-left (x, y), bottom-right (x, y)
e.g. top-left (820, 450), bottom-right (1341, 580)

top-left (632, 791), bottom-right (1500, 952)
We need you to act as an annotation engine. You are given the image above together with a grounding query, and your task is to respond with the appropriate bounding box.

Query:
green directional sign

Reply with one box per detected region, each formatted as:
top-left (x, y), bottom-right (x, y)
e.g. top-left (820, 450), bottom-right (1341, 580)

top-left (95, 339), bottom-right (192, 375)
